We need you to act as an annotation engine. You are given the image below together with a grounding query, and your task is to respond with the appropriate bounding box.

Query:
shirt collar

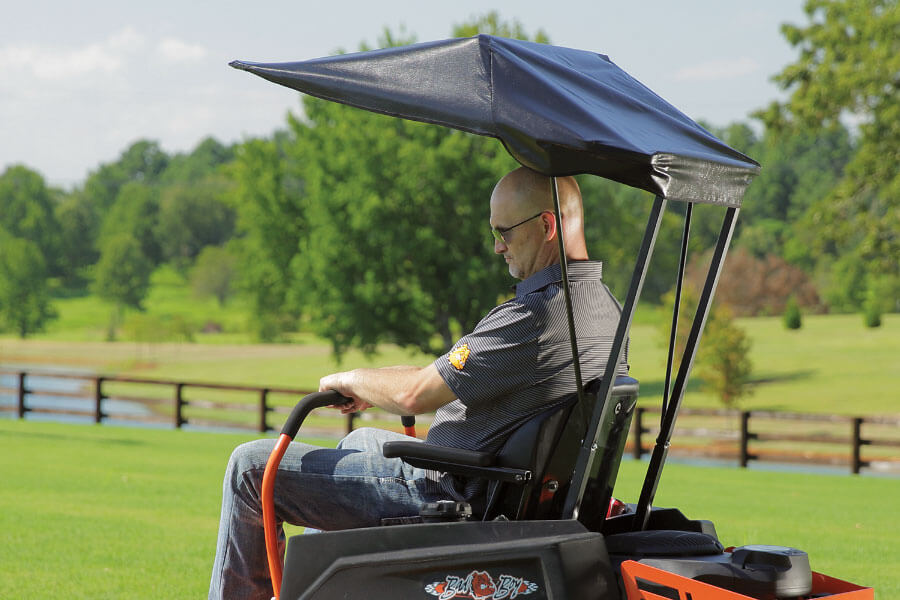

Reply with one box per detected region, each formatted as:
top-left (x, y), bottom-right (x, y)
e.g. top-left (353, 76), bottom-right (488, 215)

top-left (514, 260), bottom-right (603, 298)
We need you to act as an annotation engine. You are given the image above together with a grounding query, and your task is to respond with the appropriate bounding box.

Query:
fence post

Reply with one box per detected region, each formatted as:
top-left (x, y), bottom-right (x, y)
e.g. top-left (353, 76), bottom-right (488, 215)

top-left (740, 411), bottom-right (756, 468)
top-left (259, 389), bottom-right (269, 433)
top-left (174, 383), bottom-right (184, 429)
top-left (632, 407), bottom-right (645, 459)
top-left (851, 417), bottom-right (868, 475)
top-left (94, 377), bottom-right (104, 424)
top-left (16, 372), bottom-right (26, 419)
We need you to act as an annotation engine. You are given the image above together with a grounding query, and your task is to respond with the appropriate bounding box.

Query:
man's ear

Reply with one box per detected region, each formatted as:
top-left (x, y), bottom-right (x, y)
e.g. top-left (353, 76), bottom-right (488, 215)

top-left (542, 211), bottom-right (557, 242)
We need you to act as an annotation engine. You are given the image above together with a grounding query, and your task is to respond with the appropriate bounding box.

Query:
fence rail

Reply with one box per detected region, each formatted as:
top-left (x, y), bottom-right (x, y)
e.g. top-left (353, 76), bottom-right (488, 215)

top-left (2, 369), bottom-right (898, 475)
top-left (630, 405), bottom-right (900, 475)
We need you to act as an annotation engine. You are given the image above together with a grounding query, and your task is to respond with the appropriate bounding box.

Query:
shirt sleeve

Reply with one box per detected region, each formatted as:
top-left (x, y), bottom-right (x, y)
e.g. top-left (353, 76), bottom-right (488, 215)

top-left (433, 299), bottom-right (539, 407)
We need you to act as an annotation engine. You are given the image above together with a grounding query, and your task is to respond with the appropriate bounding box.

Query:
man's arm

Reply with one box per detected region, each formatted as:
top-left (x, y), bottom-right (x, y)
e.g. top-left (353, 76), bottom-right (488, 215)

top-left (318, 363), bottom-right (456, 416)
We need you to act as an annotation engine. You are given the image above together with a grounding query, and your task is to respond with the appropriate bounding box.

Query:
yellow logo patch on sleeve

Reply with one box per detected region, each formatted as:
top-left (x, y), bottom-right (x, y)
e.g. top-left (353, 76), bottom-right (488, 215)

top-left (448, 344), bottom-right (471, 371)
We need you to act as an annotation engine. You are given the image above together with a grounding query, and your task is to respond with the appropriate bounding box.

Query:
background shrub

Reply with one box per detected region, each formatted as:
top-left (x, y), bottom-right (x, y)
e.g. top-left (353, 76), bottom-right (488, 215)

top-left (783, 297), bottom-right (802, 330)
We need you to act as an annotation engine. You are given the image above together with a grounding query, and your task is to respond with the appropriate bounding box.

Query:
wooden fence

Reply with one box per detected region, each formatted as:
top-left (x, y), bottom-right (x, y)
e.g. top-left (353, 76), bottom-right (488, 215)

top-left (2, 369), bottom-right (898, 475)
top-left (630, 406), bottom-right (900, 474)
top-left (0, 369), bottom-right (360, 436)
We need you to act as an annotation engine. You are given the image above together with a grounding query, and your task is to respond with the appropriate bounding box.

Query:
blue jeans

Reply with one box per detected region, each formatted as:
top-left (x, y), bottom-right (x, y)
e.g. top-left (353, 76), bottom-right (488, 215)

top-left (208, 427), bottom-right (440, 600)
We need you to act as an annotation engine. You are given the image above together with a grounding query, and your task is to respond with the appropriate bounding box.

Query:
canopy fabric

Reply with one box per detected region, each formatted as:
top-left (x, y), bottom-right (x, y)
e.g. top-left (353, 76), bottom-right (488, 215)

top-left (231, 35), bottom-right (760, 207)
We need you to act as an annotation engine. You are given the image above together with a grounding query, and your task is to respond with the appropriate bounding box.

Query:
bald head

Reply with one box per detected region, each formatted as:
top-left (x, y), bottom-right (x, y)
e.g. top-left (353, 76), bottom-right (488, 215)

top-left (492, 167), bottom-right (588, 257)
top-left (490, 167), bottom-right (588, 279)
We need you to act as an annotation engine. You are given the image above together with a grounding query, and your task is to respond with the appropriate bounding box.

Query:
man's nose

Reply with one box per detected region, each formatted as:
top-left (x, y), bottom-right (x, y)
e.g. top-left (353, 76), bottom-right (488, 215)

top-left (494, 237), bottom-right (507, 254)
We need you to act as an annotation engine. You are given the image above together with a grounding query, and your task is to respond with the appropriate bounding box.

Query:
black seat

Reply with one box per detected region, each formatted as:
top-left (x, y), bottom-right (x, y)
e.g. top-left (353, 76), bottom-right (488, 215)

top-left (383, 376), bottom-right (639, 523)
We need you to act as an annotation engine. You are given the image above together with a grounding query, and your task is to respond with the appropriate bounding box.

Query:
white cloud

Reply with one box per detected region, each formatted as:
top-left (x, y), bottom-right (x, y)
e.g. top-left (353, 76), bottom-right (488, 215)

top-left (0, 42), bottom-right (119, 80)
top-left (157, 38), bottom-right (208, 62)
top-left (0, 27), bottom-right (144, 81)
top-left (107, 26), bottom-right (146, 52)
top-left (672, 57), bottom-right (760, 83)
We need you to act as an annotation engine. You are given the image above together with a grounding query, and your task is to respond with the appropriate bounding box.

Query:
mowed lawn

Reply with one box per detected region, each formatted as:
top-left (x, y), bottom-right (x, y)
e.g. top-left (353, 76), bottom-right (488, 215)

top-left (1, 419), bottom-right (896, 599)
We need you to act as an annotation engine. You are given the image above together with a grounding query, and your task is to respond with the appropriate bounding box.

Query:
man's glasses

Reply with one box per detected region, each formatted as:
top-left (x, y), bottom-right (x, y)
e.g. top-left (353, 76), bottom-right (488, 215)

top-left (491, 211), bottom-right (548, 243)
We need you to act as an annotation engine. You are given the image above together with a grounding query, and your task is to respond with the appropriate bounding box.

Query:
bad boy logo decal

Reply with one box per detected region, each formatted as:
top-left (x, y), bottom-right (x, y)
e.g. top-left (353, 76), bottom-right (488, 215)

top-left (425, 570), bottom-right (538, 599)
top-left (448, 344), bottom-right (471, 371)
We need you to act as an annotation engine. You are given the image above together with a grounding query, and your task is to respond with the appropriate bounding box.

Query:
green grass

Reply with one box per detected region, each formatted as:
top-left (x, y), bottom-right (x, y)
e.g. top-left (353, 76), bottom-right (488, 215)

top-left (0, 336), bottom-right (432, 391)
top-left (628, 311), bottom-right (899, 416)
top-left (41, 266), bottom-right (252, 342)
top-left (0, 420), bottom-right (244, 599)
top-left (1, 419), bottom-right (894, 598)
top-left (737, 313), bottom-right (899, 415)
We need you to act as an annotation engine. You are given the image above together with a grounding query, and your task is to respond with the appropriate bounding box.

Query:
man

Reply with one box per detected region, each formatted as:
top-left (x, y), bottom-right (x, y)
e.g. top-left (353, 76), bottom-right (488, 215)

top-left (209, 167), bottom-right (626, 600)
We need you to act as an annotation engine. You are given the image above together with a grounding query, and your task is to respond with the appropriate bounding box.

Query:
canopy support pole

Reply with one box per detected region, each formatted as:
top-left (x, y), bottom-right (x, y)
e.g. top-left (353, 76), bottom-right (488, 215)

top-left (562, 195), bottom-right (666, 522)
top-left (633, 206), bottom-right (740, 531)
top-left (552, 177), bottom-right (585, 407)
top-left (661, 203), bottom-right (693, 424)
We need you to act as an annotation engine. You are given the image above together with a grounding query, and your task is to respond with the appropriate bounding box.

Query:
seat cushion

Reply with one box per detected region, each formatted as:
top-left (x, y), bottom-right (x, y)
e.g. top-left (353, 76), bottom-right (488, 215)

top-left (605, 530), bottom-right (724, 557)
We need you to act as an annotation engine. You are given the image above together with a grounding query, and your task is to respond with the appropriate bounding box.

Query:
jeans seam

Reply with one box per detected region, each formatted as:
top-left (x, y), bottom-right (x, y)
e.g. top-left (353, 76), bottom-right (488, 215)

top-left (247, 468), bottom-right (426, 497)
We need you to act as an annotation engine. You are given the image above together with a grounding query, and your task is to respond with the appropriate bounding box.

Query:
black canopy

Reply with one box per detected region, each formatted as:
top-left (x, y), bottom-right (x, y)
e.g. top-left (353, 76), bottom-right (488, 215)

top-left (231, 35), bottom-right (759, 207)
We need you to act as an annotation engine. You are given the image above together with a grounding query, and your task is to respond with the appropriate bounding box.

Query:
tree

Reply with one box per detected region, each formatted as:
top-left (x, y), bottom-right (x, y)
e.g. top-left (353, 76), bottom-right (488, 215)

top-left (54, 191), bottom-right (101, 287)
top-left (451, 11), bottom-right (549, 42)
top-left (290, 94), bottom-right (514, 356)
top-left (823, 252), bottom-right (868, 311)
top-left (660, 288), bottom-right (753, 409)
top-left (83, 140), bottom-right (169, 212)
top-left (862, 272), bottom-right (898, 327)
top-left (0, 230), bottom-right (57, 337)
top-left (783, 297), bottom-right (802, 330)
top-left (160, 137), bottom-right (234, 184)
top-left (191, 245), bottom-right (238, 306)
top-left (698, 305), bottom-right (754, 408)
top-left (93, 234), bottom-right (153, 339)
top-left (687, 248), bottom-right (823, 317)
top-left (228, 136), bottom-right (304, 340)
top-left (156, 178), bottom-right (236, 268)
top-left (99, 182), bottom-right (163, 266)
top-left (759, 0), bottom-right (900, 301)
top-left (711, 121), bottom-right (854, 268)
top-left (0, 165), bottom-right (62, 276)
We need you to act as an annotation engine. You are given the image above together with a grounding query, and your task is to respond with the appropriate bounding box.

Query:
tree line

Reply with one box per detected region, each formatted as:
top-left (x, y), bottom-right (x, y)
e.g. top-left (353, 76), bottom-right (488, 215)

top-left (0, 137), bottom-right (238, 338)
top-left (0, 3), bottom-right (896, 359)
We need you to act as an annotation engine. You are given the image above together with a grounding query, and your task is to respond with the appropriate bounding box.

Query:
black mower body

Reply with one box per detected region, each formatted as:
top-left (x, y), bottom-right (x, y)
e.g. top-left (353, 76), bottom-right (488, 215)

top-left (280, 511), bottom-right (814, 600)
top-left (281, 520), bottom-right (617, 599)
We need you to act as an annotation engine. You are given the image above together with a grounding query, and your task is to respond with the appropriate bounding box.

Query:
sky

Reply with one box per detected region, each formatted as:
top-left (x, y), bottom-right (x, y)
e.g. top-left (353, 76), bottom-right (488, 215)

top-left (0, 0), bottom-right (809, 189)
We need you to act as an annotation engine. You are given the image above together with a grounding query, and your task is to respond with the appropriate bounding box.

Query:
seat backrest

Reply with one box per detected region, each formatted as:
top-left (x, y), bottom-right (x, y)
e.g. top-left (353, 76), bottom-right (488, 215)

top-left (576, 375), bottom-right (640, 531)
top-left (487, 376), bottom-right (639, 523)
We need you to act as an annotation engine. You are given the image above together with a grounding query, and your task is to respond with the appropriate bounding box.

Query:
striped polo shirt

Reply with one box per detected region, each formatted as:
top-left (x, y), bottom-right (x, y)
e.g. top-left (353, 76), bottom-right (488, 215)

top-left (428, 260), bottom-right (628, 499)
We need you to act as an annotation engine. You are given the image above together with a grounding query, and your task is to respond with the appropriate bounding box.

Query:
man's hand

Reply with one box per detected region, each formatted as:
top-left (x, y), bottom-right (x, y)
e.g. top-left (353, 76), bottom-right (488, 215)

top-left (333, 397), bottom-right (373, 414)
top-left (318, 371), bottom-right (372, 414)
